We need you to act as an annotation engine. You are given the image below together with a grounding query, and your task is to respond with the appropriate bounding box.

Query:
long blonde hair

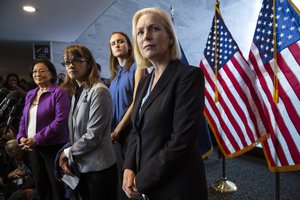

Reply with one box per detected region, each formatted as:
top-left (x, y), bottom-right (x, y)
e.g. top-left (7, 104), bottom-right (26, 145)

top-left (61, 45), bottom-right (100, 95)
top-left (132, 7), bottom-right (181, 68)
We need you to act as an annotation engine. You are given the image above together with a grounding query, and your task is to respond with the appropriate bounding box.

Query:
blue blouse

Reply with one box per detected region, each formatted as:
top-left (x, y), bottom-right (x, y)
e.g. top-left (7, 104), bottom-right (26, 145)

top-left (140, 71), bottom-right (154, 115)
top-left (109, 63), bottom-right (136, 129)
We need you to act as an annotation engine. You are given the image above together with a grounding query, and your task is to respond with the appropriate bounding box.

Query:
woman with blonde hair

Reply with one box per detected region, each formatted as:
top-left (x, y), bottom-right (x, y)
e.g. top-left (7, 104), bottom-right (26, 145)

top-left (122, 7), bottom-right (208, 200)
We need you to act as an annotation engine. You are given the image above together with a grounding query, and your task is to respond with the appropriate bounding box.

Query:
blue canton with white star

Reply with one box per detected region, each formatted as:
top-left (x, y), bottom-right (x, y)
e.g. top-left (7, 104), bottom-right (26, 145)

top-left (253, 0), bottom-right (300, 64)
top-left (204, 11), bottom-right (239, 70)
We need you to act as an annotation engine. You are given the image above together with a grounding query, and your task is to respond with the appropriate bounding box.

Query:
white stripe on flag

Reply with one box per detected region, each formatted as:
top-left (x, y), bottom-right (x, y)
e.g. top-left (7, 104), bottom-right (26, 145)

top-left (250, 44), bottom-right (298, 165)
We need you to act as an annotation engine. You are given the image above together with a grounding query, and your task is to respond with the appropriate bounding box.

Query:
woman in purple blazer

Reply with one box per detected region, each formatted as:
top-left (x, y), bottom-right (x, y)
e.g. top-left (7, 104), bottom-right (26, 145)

top-left (17, 59), bottom-right (70, 200)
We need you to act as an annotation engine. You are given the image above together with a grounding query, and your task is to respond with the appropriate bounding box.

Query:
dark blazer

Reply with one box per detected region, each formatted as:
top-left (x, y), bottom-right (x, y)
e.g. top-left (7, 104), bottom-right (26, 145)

top-left (124, 60), bottom-right (208, 200)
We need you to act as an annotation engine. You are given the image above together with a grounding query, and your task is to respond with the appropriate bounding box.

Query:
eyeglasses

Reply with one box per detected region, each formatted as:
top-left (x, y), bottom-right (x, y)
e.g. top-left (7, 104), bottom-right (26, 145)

top-left (32, 70), bottom-right (49, 75)
top-left (61, 57), bottom-right (88, 67)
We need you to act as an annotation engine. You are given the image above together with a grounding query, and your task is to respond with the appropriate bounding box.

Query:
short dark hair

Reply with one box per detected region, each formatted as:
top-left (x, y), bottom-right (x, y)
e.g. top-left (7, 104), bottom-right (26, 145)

top-left (30, 59), bottom-right (57, 83)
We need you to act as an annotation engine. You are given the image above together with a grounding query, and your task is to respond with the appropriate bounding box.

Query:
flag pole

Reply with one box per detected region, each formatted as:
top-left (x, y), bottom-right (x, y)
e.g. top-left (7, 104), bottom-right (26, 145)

top-left (272, 0), bottom-right (280, 199)
top-left (211, 150), bottom-right (237, 193)
top-left (211, 0), bottom-right (237, 193)
top-left (275, 172), bottom-right (280, 200)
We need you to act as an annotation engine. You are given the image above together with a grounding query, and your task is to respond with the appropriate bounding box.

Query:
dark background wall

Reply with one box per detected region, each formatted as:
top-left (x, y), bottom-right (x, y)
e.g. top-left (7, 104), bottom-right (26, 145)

top-left (0, 41), bottom-right (35, 80)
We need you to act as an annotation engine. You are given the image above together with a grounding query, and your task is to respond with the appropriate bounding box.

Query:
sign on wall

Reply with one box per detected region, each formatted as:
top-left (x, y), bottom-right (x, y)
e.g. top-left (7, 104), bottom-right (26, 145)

top-left (33, 44), bottom-right (50, 60)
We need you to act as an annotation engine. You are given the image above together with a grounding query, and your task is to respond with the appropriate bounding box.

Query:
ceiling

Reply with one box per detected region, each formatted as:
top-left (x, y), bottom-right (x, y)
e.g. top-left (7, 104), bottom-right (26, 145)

top-left (1, 0), bottom-right (299, 43)
top-left (0, 0), bottom-right (116, 42)
top-left (0, 0), bottom-right (299, 79)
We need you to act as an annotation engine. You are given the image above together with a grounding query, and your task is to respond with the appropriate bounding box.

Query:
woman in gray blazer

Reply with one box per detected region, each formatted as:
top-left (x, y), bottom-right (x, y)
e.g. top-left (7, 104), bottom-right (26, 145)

top-left (59, 45), bottom-right (117, 200)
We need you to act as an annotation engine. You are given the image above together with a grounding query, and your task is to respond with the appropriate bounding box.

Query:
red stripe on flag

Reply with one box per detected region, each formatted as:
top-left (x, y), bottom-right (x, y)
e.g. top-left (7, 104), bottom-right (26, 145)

top-left (264, 61), bottom-right (300, 137)
top-left (220, 65), bottom-right (254, 145)
top-left (250, 46), bottom-right (300, 168)
top-left (278, 48), bottom-right (300, 100)
top-left (230, 54), bottom-right (267, 138)
top-left (203, 100), bottom-right (232, 154)
top-left (231, 54), bottom-right (269, 136)
top-left (248, 50), bottom-right (274, 132)
top-left (201, 61), bottom-right (241, 154)
top-left (204, 87), bottom-right (241, 153)
top-left (274, 110), bottom-right (300, 165)
top-left (288, 41), bottom-right (300, 66)
top-left (263, 140), bottom-right (276, 167)
top-left (268, 126), bottom-right (289, 167)
top-left (277, 82), bottom-right (300, 135)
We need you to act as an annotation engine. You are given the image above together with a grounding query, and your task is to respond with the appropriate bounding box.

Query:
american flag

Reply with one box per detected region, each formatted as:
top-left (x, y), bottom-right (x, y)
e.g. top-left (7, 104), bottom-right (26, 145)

top-left (200, 6), bottom-right (269, 158)
top-left (248, 0), bottom-right (300, 172)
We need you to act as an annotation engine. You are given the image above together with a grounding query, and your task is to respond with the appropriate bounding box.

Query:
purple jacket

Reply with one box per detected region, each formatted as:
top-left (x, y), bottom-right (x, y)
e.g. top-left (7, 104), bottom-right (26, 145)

top-left (17, 84), bottom-right (70, 146)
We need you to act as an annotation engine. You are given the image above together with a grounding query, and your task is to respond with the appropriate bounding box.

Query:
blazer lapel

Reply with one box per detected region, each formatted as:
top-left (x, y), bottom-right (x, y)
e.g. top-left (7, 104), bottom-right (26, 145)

top-left (138, 60), bottom-right (178, 125)
top-left (132, 74), bottom-right (151, 129)
top-left (72, 86), bottom-right (89, 116)
top-left (24, 89), bottom-right (37, 135)
top-left (69, 96), bottom-right (75, 143)
top-left (70, 86), bottom-right (90, 143)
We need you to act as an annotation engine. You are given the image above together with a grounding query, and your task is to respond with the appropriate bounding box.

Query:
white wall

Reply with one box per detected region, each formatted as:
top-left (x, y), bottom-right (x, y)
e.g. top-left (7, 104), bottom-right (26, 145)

top-left (52, 0), bottom-right (278, 79)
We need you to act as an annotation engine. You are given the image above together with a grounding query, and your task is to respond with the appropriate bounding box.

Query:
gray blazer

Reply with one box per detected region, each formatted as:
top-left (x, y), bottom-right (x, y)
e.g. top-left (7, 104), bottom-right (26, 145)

top-left (66, 82), bottom-right (116, 173)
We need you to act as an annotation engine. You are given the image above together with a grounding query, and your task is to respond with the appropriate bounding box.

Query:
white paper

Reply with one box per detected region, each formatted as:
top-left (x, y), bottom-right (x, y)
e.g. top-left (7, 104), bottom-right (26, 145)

top-left (61, 174), bottom-right (79, 190)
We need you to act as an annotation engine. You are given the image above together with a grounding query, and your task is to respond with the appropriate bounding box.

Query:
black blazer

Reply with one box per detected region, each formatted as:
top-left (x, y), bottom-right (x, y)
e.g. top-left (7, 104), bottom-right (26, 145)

top-left (124, 60), bottom-right (208, 200)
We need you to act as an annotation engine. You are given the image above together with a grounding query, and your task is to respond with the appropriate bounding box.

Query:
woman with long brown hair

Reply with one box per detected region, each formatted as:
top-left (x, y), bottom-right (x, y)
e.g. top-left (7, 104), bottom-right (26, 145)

top-left (59, 45), bottom-right (117, 200)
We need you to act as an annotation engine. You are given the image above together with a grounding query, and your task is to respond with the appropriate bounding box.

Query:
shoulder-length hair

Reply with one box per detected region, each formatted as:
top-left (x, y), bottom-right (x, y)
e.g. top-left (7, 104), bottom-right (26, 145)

top-left (109, 32), bottom-right (134, 80)
top-left (132, 7), bottom-right (181, 68)
top-left (30, 59), bottom-right (57, 84)
top-left (61, 45), bottom-right (100, 95)
top-left (3, 73), bottom-right (21, 89)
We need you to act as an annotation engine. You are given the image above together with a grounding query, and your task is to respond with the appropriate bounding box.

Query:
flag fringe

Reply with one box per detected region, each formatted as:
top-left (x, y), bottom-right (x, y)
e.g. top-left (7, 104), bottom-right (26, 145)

top-left (204, 112), bottom-right (268, 158)
top-left (261, 142), bottom-right (300, 172)
top-left (288, 0), bottom-right (300, 16)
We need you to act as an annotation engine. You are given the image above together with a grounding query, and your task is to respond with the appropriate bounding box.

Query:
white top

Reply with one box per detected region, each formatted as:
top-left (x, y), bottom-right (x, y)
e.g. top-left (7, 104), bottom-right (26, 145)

top-left (27, 103), bottom-right (38, 138)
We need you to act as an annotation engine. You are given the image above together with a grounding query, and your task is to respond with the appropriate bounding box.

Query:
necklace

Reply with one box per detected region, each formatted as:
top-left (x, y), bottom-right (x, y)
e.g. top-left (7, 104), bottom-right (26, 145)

top-left (38, 87), bottom-right (48, 94)
top-left (33, 87), bottom-right (48, 105)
